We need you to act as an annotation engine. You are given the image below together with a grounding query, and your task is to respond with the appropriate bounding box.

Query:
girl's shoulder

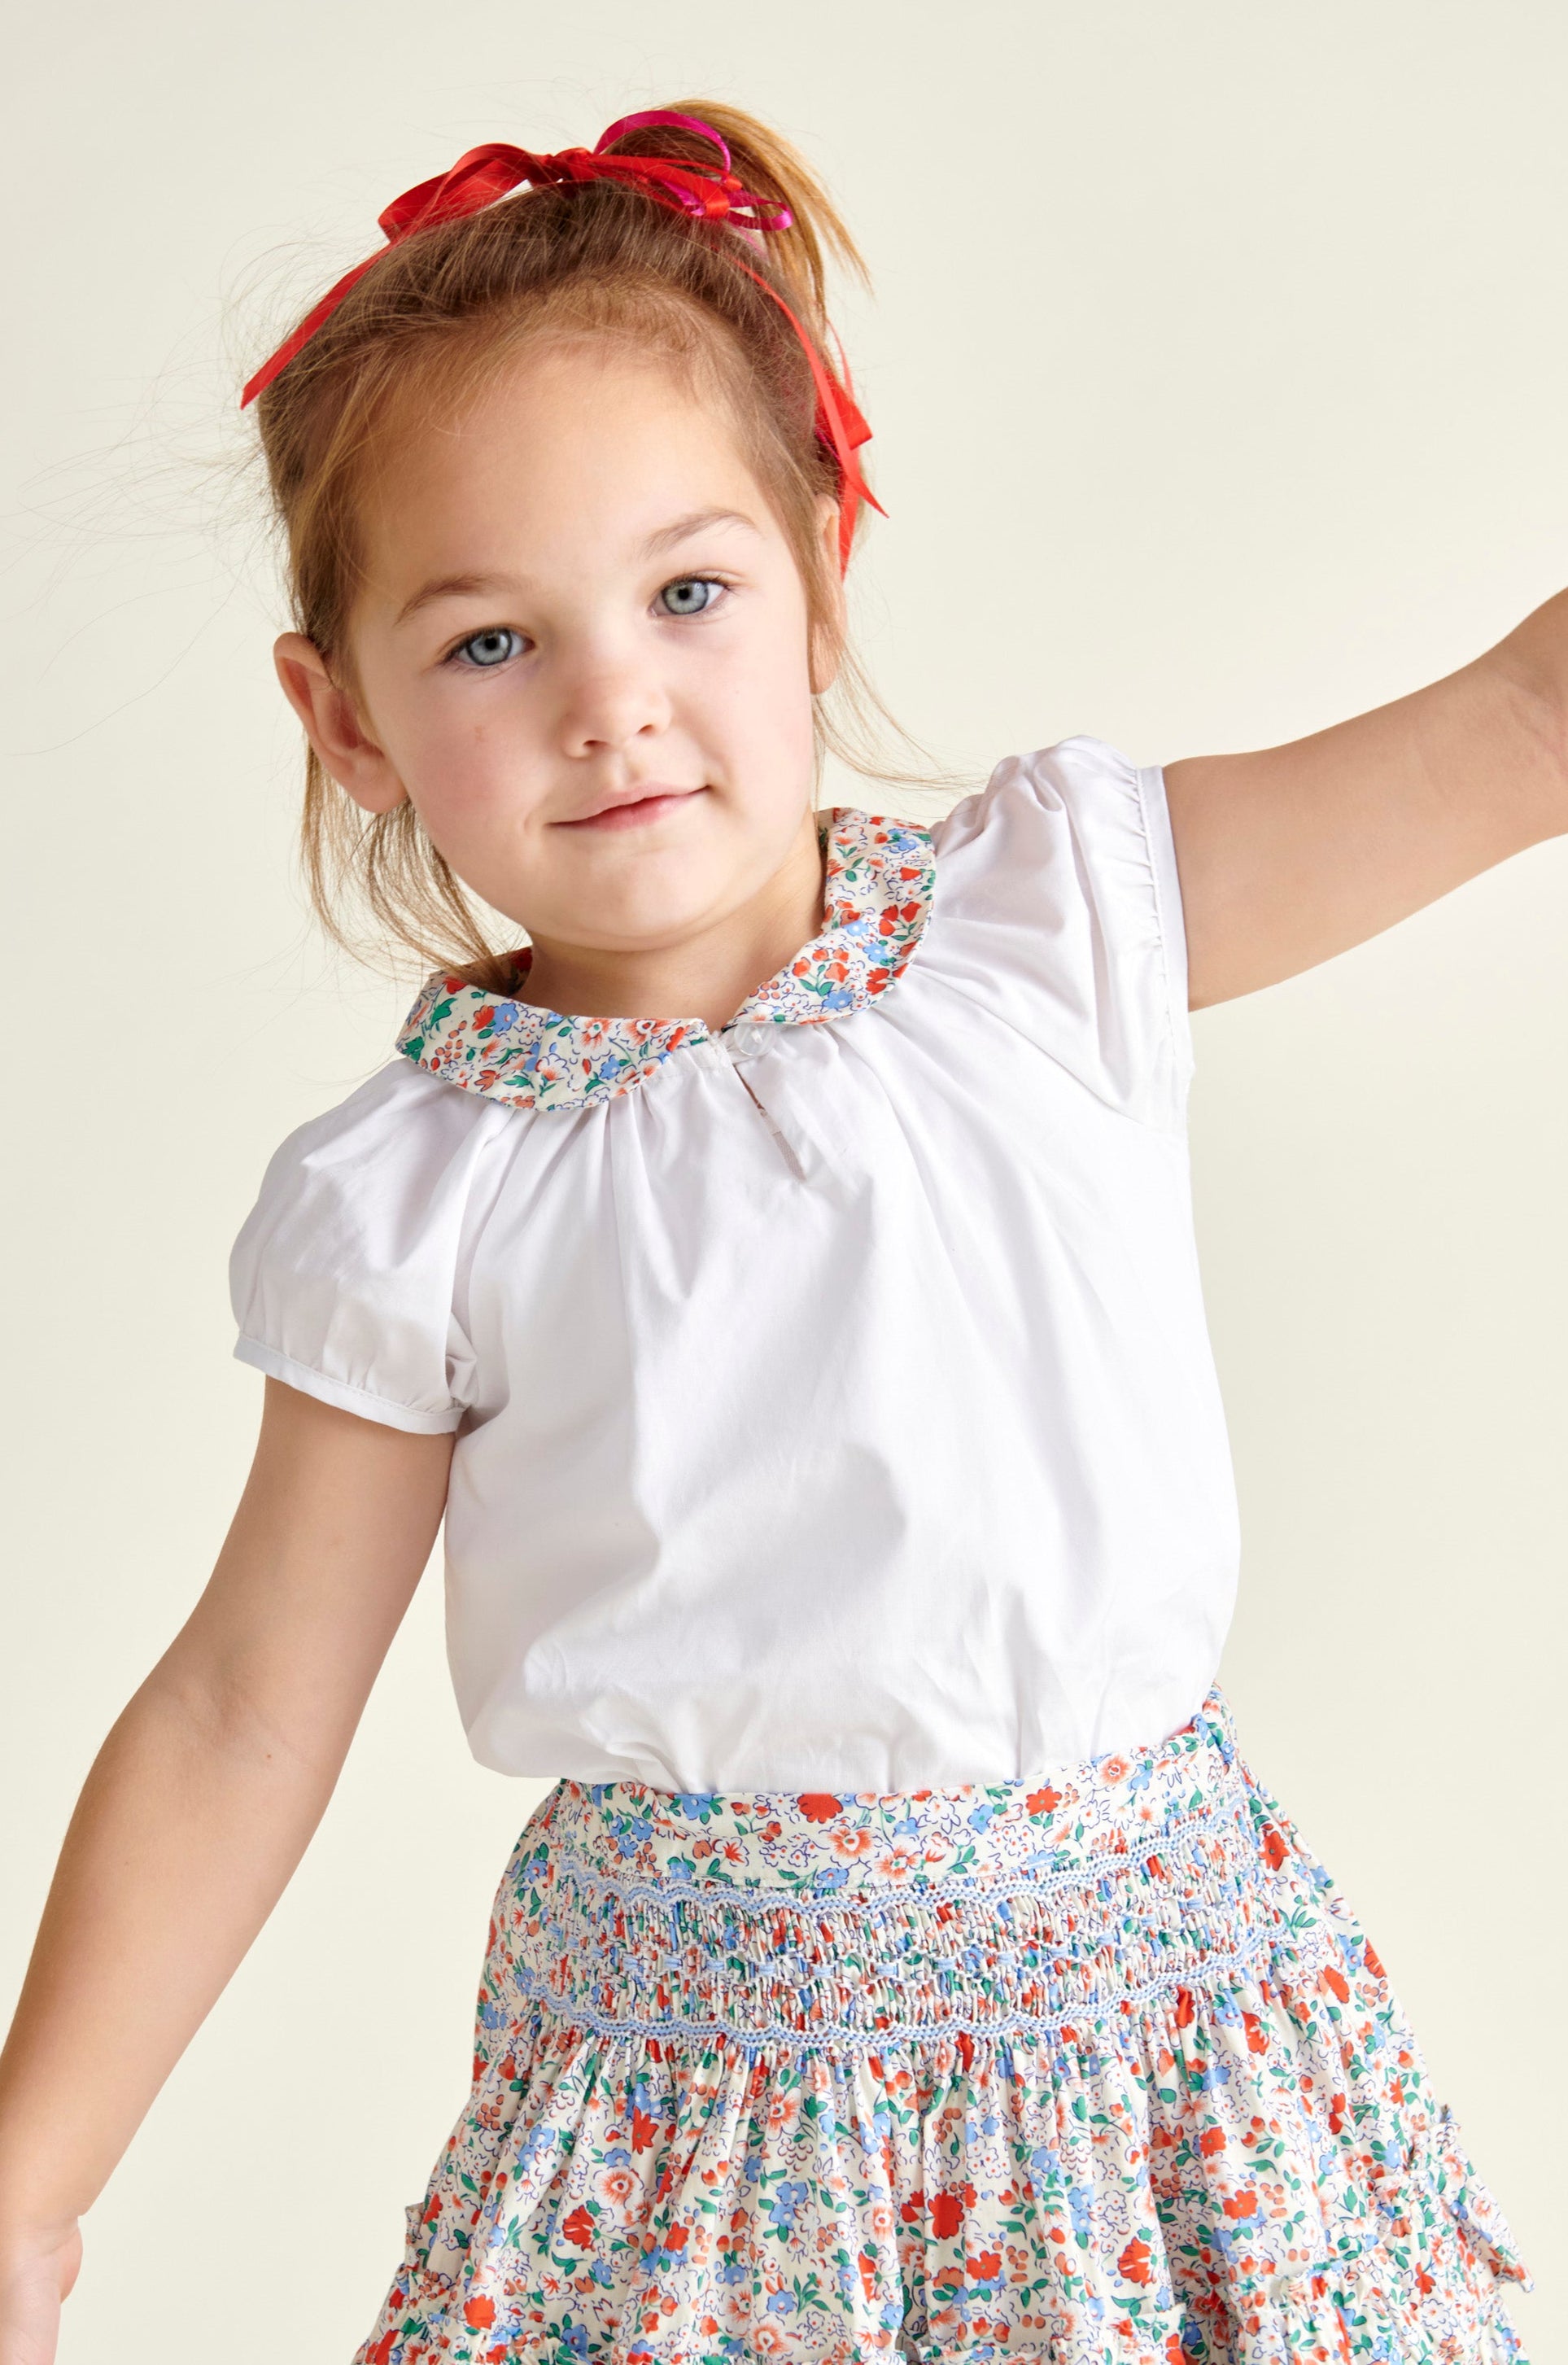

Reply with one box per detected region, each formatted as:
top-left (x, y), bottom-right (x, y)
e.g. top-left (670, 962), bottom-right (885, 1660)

top-left (239, 1048), bottom-right (504, 1196)
top-left (228, 1053), bottom-right (505, 1435)
top-left (931, 734), bottom-right (1177, 922)
top-left (921, 734), bottom-right (1192, 1132)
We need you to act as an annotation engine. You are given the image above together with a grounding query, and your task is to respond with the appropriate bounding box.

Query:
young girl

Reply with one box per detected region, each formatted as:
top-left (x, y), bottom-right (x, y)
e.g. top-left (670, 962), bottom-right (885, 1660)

top-left (0, 98), bottom-right (1555, 2365)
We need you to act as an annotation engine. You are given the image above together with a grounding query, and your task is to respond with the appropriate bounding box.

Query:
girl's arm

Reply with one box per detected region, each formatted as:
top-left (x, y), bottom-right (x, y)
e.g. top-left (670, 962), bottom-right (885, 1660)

top-left (0, 1377), bottom-right (455, 2363)
top-left (1163, 585), bottom-right (1568, 1008)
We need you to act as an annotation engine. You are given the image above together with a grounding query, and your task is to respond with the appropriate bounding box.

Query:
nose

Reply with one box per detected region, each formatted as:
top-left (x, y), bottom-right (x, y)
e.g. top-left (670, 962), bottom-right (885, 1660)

top-left (556, 637), bottom-right (673, 759)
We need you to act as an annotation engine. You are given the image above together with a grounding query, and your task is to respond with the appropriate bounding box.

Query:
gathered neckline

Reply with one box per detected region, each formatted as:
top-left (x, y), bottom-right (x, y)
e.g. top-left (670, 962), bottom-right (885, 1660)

top-left (393, 807), bottom-right (937, 1113)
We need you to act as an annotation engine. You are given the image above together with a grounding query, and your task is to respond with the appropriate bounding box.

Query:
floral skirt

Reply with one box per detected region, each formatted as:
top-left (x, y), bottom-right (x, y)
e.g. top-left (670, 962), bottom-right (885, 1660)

top-left (354, 1687), bottom-right (1531, 2363)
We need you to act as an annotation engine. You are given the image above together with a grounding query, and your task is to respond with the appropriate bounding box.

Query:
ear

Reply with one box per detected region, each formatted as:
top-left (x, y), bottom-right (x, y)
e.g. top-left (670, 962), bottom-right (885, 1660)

top-left (273, 634), bottom-right (408, 815)
top-left (808, 494), bottom-right (848, 697)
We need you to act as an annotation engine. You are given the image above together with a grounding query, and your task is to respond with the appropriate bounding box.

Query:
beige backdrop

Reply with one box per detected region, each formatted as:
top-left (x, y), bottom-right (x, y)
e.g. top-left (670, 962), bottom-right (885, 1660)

top-left (3, 1), bottom-right (1564, 2354)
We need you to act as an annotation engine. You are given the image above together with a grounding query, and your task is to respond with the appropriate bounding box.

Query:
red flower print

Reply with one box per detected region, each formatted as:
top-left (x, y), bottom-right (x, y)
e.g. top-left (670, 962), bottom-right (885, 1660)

top-left (662, 2223), bottom-right (688, 2251)
top-left (1364, 1940), bottom-right (1386, 1980)
top-left (631, 2108), bottom-right (659, 2150)
top-left (1260, 1821), bottom-right (1288, 1870)
top-left (1174, 1987), bottom-right (1195, 2028)
top-left (1198, 2127), bottom-right (1226, 2157)
top-left (1323, 1966), bottom-right (1350, 2003)
top-left (1221, 2190), bottom-right (1259, 2219)
top-left (1117, 2235), bottom-right (1153, 2286)
top-left (900, 2188), bottom-right (926, 2223)
top-left (968, 2249), bottom-right (1002, 2281)
top-left (930, 2190), bottom-right (966, 2239)
top-left (464, 2296), bottom-right (497, 2329)
top-left (561, 2205), bottom-right (596, 2248)
top-left (956, 2030), bottom-right (975, 2071)
top-left (1242, 2011), bottom-right (1269, 2056)
top-left (797, 1794), bottom-right (844, 1822)
top-left (1098, 1755), bottom-right (1132, 1785)
top-left (1329, 2092), bottom-right (1348, 2135)
top-left (1027, 1785), bottom-right (1063, 1815)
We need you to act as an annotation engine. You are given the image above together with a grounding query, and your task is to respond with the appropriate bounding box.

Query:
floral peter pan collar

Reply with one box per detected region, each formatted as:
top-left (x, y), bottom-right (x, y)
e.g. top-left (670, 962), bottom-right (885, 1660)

top-left (394, 810), bottom-right (936, 1115)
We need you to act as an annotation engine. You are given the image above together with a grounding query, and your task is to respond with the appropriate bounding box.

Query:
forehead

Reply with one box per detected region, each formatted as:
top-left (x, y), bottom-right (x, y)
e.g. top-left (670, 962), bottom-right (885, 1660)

top-left (356, 338), bottom-right (775, 579)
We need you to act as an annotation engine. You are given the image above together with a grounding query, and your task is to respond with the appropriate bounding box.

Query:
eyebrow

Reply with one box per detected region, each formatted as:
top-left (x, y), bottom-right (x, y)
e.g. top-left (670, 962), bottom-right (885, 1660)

top-left (393, 509), bottom-right (761, 627)
top-left (395, 572), bottom-right (516, 626)
top-left (638, 505), bottom-right (761, 557)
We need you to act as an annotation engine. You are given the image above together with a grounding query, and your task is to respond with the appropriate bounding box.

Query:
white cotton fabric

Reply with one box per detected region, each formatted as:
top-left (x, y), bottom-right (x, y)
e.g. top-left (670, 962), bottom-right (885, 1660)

top-left (229, 737), bottom-right (1241, 1789)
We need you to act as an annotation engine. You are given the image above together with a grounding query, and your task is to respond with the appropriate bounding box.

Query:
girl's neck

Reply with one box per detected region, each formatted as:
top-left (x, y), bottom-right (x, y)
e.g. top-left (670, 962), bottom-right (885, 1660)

top-left (518, 807), bottom-right (828, 1031)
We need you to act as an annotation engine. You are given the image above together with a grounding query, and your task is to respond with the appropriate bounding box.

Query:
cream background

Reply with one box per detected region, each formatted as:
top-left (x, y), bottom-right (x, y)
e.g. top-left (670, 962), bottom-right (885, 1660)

top-left (3, 1), bottom-right (1565, 2354)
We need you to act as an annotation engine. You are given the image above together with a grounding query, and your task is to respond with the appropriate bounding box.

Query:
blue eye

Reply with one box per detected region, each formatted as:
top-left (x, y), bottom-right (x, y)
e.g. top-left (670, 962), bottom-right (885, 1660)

top-left (659, 576), bottom-right (726, 617)
top-left (452, 627), bottom-right (524, 668)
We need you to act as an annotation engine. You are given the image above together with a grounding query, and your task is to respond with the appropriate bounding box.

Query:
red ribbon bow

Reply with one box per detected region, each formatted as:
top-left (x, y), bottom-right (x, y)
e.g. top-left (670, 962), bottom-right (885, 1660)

top-left (241, 108), bottom-right (884, 571)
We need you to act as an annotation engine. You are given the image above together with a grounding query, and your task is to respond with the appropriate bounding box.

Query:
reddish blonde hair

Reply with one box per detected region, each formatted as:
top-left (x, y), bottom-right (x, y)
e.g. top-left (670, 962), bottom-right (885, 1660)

top-left (249, 100), bottom-right (946, 992)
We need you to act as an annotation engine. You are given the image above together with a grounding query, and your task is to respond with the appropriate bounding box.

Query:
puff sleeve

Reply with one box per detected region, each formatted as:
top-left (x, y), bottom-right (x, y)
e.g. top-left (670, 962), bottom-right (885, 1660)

top-left (925, 734), bottom-right (1193, 1131)
top-left (228, 1059), bottom-right (501, 1434)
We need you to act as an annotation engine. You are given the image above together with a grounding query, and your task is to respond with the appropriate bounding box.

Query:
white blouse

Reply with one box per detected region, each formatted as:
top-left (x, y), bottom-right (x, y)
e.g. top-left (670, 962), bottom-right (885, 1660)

top-left (229, 736), bottom-right (1240, 1790)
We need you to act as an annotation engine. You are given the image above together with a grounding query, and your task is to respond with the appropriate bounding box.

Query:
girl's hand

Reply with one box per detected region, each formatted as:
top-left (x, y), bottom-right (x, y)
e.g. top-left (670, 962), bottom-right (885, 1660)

top-left (1163, 584), bottom-right (1568, 1007)
top-left (0, 2215), bottom-right (81, 2365)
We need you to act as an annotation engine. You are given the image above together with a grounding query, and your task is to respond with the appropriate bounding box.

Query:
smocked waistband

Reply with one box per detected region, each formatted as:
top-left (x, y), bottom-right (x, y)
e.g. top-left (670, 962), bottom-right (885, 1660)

top-left (490, 1690), bottom-right (1277, 2051)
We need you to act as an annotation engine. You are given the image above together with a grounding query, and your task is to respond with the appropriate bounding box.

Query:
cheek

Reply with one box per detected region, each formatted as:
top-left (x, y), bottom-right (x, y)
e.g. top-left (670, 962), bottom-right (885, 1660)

top-left (412, 675), bottom-right (544, 789)
top-left (701, 610), bottom-right (817, 769)
top-left (391, 695), bottom-right (551, 879)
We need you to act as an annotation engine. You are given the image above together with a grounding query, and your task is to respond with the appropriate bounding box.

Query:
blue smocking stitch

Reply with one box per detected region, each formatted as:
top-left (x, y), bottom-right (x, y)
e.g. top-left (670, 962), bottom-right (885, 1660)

top-left (503, 1928), bottom-right (1281, 2053)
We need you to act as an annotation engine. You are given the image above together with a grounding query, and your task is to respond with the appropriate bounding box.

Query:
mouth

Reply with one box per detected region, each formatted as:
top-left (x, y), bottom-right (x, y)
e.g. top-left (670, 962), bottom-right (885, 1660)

top-left (558, 785), bottom-right (708, 833)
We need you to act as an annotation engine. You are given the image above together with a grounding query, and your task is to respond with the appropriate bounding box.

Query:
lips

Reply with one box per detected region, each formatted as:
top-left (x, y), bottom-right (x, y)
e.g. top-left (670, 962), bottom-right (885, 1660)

top-left (560, 785), bottom-right (706, 832)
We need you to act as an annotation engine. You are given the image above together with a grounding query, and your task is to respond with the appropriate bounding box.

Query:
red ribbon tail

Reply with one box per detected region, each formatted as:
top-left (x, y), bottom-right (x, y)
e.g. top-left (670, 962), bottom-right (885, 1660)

top-left (241, 252), bottom-right (384, 407)
top-left (725, 256), bottom-right (882, 570)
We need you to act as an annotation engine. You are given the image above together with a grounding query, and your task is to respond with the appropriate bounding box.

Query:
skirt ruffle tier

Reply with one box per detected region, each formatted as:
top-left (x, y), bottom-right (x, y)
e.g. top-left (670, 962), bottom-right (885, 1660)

top-left (354, 1688), bottom-right (1531, 2363)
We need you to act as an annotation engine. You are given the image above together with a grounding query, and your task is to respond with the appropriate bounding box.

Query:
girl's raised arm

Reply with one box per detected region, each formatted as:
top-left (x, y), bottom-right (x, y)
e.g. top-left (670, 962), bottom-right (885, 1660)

top-left (0, 1377), bottom-right (454, 2363)
top-left (1163, 585), bottom-right (1568, 1008)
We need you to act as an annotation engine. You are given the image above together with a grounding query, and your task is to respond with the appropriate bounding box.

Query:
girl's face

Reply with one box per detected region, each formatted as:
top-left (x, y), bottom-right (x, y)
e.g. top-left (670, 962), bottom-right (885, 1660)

top-left (274, 338), bottom-right (843, 1013)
